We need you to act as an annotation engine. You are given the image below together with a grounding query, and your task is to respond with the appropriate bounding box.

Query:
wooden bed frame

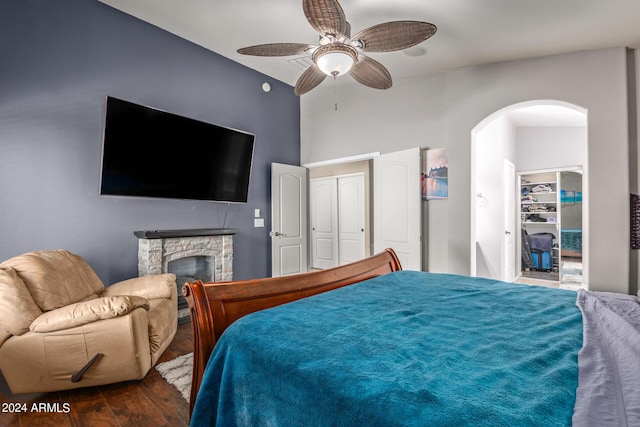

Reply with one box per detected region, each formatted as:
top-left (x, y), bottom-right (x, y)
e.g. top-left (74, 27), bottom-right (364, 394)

top-left (182, 248), bottom-right (402, 414)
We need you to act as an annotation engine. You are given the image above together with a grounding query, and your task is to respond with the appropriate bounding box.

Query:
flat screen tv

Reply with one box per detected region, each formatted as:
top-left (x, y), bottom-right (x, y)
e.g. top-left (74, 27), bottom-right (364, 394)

top-left (100, 96), bottom-right (255, 203)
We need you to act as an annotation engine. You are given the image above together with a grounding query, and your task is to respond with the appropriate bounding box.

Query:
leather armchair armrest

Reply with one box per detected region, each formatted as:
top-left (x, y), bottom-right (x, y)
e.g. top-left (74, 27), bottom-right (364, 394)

top-left (102, 273), bottom-right (176, 301)
top-left (30, 296), bottom-right (149, 333)
top-left (0, 327), bottom-right (11, 347)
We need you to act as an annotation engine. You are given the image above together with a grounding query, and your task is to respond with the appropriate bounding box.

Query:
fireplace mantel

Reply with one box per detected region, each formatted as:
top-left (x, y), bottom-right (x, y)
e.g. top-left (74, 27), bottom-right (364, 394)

top-left (133, 228), bottom-right (237, 239)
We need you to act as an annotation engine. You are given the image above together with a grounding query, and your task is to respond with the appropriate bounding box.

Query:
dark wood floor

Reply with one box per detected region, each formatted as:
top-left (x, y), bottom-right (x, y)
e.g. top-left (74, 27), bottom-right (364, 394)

top-left (0, 323), bottom-right (192, 427)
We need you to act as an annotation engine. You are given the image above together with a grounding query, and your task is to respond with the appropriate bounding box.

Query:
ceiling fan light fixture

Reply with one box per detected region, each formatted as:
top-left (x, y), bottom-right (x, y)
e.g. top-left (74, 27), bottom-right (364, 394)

top-left (313, 44), bottom-right (357, 77)
top-left (237, 0), bottom-right (437, 94)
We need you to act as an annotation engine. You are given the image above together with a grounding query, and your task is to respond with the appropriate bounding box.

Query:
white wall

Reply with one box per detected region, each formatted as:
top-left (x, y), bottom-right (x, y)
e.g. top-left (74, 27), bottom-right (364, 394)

top-left (474, 116), bottom-right (515, 279)
top-left (516, 127), bottom-right (587, 171)
top-left (301, 47), bottom-right (632, 294)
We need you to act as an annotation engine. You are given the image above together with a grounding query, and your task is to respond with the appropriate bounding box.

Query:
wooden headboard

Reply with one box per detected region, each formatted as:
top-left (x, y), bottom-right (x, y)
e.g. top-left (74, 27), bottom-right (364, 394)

top-left (182, 248), bottom-right (402, 414)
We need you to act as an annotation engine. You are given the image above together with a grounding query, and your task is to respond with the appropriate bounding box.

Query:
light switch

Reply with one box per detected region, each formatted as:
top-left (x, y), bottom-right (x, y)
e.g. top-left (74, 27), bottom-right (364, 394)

top-left (254, 209), bottom-right (260, 218)
top-left (254, 218), bottom-right (265, 227)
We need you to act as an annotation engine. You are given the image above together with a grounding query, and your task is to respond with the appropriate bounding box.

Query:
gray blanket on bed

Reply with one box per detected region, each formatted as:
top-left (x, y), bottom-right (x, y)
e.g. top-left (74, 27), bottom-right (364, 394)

top-left (574, 290), bottom-right (640, 426)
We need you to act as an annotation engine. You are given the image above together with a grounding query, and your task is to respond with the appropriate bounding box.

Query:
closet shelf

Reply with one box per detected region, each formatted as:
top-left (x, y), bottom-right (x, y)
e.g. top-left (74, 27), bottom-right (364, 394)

top-left (521, 181), bottom-right (555, 186)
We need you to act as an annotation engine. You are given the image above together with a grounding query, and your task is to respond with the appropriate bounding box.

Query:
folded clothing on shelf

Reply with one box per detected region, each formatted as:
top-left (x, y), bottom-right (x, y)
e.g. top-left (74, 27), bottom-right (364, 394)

top-left (531, 184), bottom-right (553, 193)
top-left (522, 204), bottom-right (556, 213)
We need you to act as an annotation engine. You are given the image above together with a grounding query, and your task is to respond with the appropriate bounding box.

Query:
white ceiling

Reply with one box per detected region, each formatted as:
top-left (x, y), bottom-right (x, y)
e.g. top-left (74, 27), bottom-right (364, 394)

top-left (99, 0), bottom-right (640, 89)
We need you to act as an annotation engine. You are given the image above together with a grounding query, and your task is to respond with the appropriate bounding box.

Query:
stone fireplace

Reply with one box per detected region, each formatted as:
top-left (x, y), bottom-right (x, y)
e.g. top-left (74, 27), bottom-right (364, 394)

top-left (135, 228), bottom-right (235, 323)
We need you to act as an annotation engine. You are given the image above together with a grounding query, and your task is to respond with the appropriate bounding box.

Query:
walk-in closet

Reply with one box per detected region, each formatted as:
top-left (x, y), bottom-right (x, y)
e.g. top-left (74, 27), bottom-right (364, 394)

top-left (519, 169), bottom-right (583, 286)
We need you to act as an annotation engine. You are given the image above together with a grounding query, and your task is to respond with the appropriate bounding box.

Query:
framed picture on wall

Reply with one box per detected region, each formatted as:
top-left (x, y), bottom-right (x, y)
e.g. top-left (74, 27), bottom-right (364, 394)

top-left (422, 148), bottom-right (448, 200)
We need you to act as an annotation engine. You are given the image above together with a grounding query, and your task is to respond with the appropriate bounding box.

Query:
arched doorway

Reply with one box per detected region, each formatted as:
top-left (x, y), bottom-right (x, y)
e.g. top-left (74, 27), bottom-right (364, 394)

top-left (470, 100), bottom-right (588, 288)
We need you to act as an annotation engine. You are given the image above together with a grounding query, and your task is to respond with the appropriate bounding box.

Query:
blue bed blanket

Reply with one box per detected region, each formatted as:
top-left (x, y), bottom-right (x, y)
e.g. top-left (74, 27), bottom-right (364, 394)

top-left (191, 271), bottom-right (583, 426)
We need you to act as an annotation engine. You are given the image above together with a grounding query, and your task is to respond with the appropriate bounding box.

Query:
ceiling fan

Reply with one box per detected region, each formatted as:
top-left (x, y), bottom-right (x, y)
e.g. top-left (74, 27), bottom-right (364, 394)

top-left (237, 0), bottom-right (437, 95)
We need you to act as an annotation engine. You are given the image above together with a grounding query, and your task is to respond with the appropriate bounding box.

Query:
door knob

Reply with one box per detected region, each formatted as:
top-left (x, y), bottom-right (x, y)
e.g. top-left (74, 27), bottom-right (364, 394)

top-left (270, 231), bottom-right (282, 237)
top-left (505, 230), bottom-right (511, 235)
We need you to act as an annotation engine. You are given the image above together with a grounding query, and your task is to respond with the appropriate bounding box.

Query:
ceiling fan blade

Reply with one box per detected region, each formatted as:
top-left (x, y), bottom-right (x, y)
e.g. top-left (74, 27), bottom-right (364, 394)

top-left (349, 55), bottom-right (392, 90)
top-left (237, 43), bottom-right (316, 57)
top-left (352, 21), bottom-right (437, 52)
top-left (294, 64), bottom-right (327, 95)
top-left (303, 0), bottom-right (349, 38)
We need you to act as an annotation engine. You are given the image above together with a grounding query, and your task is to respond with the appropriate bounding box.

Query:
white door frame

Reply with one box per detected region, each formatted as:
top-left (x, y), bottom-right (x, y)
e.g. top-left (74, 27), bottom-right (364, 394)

top-left (502, 160), bottom-right (516, 282)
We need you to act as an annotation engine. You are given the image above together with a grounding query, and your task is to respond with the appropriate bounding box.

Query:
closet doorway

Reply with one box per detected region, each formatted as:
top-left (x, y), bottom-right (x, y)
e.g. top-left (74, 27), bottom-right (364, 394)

top-left (310, 174), bottom-right (365, 268)
top-left (308, 160), bottom-right (372, 270)
top-left (518, 168), bottom-right (584, 286)
top-left (470, 100), bottom-right (588, 288)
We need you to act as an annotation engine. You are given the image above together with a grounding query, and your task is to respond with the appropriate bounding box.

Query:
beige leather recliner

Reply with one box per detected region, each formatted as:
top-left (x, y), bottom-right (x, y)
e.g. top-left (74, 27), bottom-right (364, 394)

top-left (0, 249), bottom-right (177, 394)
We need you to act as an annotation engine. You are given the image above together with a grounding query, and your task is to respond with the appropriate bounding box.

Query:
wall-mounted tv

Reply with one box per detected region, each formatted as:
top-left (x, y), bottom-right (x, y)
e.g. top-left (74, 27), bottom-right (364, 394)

top-left (100, 96), bottom-right (255, 203)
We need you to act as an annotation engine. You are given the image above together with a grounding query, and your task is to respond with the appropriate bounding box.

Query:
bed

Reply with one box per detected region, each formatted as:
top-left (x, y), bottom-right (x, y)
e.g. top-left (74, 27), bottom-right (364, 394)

top-left (561, 228), bottom-right (583, 257)
top-left (183, 249), bottom-right (640, 426)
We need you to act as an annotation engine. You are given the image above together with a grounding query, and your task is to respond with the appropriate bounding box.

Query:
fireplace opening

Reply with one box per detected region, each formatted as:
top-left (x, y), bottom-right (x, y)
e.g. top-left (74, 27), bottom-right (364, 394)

top-left (168, 256), bottom-right (215, 324)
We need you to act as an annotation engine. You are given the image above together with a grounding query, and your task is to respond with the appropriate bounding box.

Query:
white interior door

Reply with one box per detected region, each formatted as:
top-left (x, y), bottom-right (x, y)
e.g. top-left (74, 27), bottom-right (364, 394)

top-left (271, 163), bottom-right (308, 277)
top-left (502, 160), bottom-right (516, 282)
top-left (338, 174), bottom-right (365, 264)
top-left (373, 148), bottom-right (422, 270)
top-left (310, 177), bottom-right (338, 269)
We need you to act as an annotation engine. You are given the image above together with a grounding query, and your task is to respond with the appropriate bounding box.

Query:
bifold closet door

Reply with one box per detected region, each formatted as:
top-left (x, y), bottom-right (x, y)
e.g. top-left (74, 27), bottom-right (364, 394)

top-left (310, 174), bottom-right (366, 269)
top-left (337, 175), bottom-right (365, 265)
top-left (310, 177), bottom-right (339, 269)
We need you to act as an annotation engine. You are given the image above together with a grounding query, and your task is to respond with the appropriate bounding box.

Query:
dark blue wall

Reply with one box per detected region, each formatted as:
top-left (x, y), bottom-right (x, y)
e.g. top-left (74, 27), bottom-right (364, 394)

top-left (0, 0), bottom-right (300, 283)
